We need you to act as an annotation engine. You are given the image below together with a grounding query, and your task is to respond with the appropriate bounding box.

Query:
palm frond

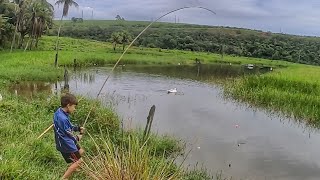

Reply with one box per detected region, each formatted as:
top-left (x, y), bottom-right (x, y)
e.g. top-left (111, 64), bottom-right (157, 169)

top-left (55, 0), bottom-right (64, 6)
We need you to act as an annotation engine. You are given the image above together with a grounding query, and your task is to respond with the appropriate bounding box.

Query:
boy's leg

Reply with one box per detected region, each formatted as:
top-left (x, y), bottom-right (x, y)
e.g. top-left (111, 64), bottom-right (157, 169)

top-left (74, 148), bottom-right (85, 172)
top-left (61, 150), bottom-right (83, 179)
top-left (62, 158), bottom-right (82, 179)
top-left (79, 148), bottom-right (85, 156)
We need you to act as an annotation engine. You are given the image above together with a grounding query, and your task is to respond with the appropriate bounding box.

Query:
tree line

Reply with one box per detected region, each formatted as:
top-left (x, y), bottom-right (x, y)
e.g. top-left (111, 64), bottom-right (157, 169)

top-left (49, 21), bottom-right (320, 65)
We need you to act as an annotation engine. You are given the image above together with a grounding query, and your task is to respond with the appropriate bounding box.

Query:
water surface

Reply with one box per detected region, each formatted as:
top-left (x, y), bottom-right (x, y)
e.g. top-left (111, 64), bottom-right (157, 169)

top-left (10, 65), bottom-right (320, 180)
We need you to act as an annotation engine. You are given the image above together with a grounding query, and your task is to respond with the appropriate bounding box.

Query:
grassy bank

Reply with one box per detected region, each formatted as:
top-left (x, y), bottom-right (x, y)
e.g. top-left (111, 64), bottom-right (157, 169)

top-left (226, 64), bottom-right (320, 127)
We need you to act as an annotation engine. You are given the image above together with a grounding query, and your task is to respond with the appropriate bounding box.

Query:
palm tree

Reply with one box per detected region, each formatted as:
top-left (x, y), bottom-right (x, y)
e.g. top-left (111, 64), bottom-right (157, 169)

top-left (54, 0), bottom-right (78, 67)
top-left (111, 32), bottom-right (121, 51)
top-left (0, 15), bottom-right (7, 46)
top-left (10, 0), bottom-right (24, 52)
top-left (26, 0), bottom-right (53, 50)
top-left (0, 15), bottom-right (6, 33)
top-left (0, 0), bottom-right (15, 47)
top-left (120, 31), bottom-right (131, 51)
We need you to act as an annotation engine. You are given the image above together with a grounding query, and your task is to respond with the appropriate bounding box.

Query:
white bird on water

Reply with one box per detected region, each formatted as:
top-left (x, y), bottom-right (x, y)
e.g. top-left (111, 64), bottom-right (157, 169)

top-left (0, 94), bottom-right (2, 101)
top-left (167, 88), bottom-right (177, 93)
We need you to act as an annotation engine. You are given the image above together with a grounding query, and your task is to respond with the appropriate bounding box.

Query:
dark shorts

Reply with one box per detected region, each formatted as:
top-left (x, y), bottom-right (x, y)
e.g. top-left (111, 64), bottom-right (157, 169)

top-left (61, 144), bottom-right (81, 163)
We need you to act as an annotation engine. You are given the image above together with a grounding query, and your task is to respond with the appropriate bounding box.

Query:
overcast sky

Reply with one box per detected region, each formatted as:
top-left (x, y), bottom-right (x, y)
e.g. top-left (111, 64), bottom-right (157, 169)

top-left (48, 0), bottom-right (320, 36)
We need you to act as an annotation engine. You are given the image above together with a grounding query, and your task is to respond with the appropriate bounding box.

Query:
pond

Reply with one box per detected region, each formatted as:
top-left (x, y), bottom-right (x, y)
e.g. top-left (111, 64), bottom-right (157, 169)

top-left (10, 64), bottom-right (320, 180)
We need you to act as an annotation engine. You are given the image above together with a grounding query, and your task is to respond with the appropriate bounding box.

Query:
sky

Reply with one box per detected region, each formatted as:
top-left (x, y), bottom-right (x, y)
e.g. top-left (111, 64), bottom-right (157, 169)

top-left (48, 0), bottom-right (320, 36)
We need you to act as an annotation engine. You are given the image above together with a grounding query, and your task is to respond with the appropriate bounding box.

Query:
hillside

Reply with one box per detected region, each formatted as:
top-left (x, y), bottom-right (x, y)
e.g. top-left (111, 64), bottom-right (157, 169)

top-left (49, 20), bottom-right (320, 65)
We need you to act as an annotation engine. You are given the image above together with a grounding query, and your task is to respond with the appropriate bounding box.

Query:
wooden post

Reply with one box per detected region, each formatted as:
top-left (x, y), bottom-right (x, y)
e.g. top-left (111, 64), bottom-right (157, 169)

top-left (143, 105), bottom-right (156, 141)
top-left (55, 54), bottom-right (58, 67)
top-left (63, 67), bottom-right (69, 92)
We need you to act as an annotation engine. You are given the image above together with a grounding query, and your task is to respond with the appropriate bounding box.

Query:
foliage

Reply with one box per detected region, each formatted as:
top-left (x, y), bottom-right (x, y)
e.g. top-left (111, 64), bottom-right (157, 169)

top-left (71, 17), bottom-right (83, 23)
top-left (115, 15), bottom-right (125, 21)
top-left (49, 20), bottom-right (320, 65)
top-left (0, 0), bottom-right (53, 49)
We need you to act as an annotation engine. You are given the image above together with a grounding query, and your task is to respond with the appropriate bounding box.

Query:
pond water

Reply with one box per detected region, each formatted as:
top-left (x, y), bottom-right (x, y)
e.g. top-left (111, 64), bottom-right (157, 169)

top-left (10, 64), bottom-right (320, 180)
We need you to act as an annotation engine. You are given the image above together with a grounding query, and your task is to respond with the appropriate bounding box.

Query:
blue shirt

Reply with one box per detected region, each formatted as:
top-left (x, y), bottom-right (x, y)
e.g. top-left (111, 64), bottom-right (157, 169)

top-left (53, 108), bottom-right (79, 153)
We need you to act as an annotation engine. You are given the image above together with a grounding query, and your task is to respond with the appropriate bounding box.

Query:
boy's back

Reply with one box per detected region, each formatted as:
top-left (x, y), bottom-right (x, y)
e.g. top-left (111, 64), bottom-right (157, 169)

top-left (53, 108), bottom-right (78, 153)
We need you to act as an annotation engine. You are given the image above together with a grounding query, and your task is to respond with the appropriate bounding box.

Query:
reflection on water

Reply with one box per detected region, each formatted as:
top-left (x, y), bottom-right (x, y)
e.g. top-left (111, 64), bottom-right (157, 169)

top-left (9, 68), bottom-right (98, 97)
top-left (9, 82), bottom-right (54, 98)
top-left (123, 64), bottom-right (271, 81)
top-left (76, 72), bottom-right (95, 84)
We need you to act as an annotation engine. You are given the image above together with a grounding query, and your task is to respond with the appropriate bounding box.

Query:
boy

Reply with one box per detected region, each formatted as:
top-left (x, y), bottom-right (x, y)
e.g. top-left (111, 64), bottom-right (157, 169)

top-left (53, 93), bottom-right (85, 179)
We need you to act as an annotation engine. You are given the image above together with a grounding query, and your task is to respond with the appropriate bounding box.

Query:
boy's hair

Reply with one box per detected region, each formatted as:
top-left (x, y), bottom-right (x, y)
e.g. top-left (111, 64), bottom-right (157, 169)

top-left (61, 93), bottom-right (78, 107)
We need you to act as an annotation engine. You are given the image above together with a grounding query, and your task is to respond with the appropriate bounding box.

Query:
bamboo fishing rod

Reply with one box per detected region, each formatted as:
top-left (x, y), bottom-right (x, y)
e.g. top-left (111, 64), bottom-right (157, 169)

top-left (37, 6), bottom-right (216, 139)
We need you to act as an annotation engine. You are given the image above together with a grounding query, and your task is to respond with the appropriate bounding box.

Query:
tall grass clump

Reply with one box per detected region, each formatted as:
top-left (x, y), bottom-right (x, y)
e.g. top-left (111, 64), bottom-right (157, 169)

top-left (82, 132), bottom-right (184, 180)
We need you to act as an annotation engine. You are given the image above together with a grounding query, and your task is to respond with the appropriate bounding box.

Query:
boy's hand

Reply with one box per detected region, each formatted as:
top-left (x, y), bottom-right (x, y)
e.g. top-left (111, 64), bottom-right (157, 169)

top-left (80, 127), bottom-right (85, 134)
top-left (77, 134), bottom-right (83, 141)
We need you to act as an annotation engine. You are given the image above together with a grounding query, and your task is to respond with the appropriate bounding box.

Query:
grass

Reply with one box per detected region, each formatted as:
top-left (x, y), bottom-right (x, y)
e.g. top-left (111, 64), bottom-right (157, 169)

top-left (225, 63), bottom-right (320, 127)
top-left (82, 133), bottom-right (184, 179)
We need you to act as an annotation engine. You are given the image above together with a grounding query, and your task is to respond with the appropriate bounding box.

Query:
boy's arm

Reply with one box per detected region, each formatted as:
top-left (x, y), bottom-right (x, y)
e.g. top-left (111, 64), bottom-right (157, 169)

top-left (71, 125), bottom-right (80, 132)
top-left (66, 129), bottom-right (80, 142)
top-left (63, 120), bottom-right (80, 142)
top-left (71, 124), bottom-right (85, 134)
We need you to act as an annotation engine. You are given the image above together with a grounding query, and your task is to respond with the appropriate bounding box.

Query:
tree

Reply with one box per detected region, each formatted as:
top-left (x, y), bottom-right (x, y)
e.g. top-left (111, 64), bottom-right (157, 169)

top-left (120, 30), bottom-right (131, 51)
top-left (0, 15), bottom-right (8, 46)
top-left (54, 0), bottom-right (78, 67)
top-left (26, 0), bottom-right (53, 50)
top-left (0, 0), bottom-right (15, 47)
top-left (71, 17), bottom-right (83, 23)
top-left (115, 15), bottom-right (124, 21)
top-left (10, 0), bottom-right (24, 52)
top-left (0, 0), bottom-right (53, 49)
top-left (220, 44), bottom-right (225, 60)
top-left (0, 15), bottom-right (6, 35)
top-left (111, 32), bottom-right (121, 51)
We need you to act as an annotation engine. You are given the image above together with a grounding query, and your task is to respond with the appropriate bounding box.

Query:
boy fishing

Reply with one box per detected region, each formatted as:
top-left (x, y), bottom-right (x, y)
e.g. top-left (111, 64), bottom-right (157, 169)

top-left (53, 93), bottom-right (85, 179)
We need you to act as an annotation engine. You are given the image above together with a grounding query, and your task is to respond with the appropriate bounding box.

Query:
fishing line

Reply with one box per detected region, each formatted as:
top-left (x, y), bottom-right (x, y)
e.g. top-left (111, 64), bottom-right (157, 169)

top-left (82, 6), bottom-right (216, 127)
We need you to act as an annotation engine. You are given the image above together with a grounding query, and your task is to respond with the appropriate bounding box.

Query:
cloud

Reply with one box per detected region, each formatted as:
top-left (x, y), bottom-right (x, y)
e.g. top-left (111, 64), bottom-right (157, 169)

top-left (48, 0), bottom-right (320, 36)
